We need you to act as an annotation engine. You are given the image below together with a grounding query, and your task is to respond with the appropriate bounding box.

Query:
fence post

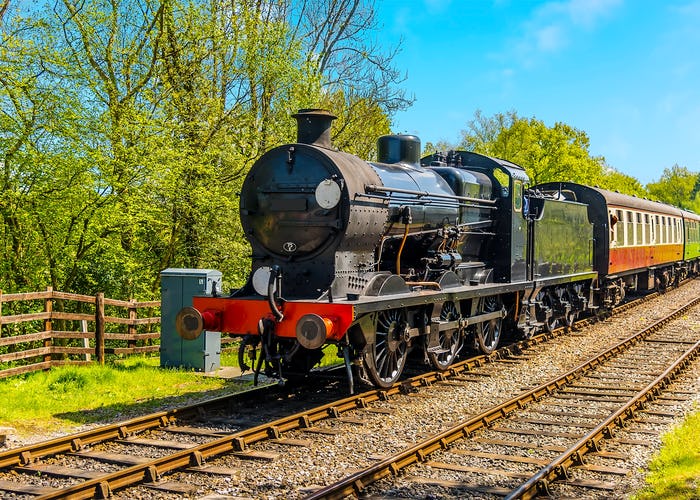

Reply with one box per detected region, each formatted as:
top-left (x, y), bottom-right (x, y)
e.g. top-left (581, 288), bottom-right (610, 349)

top-left (95, 293), bottom-right (105, 364)
top-left (128, 299), bottom-right (137, 351)
top-left (81, 320), bottom-right (91, 362)
top-left (44, 286), bottom-right (53, 365)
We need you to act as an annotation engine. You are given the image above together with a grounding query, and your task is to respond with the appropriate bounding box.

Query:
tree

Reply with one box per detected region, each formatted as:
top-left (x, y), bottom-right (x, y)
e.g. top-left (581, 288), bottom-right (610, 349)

top-left (0, 0), bottom-right (406, 296)
top-left (151, 0), bottom-right (320, 287)
top-left (597, 164), bottom-right (647, 197)
top-left (647, 165), bottom-right (699, 210)
top-left (459, 110), bottom-right (649, 196)
top-left (422, 140), bottom-right (458, 157)
top-left (283, 0), bottom-right (409, 146)
top-left (0, 8), bottom-right (117, 293)
top-left (460, 110), bottom-right (520, 158)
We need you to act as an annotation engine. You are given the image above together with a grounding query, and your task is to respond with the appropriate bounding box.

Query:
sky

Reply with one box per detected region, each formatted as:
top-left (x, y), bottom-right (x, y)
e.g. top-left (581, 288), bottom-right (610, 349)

top-left (374, 0), bottom-right (700, 185)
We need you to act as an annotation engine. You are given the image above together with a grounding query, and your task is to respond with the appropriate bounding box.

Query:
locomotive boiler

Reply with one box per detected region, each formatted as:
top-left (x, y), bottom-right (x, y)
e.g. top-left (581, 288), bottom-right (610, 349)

top-left (176, 109), bottom-right (606, 391)
top-left (238, 109), bottom-right (496, 302)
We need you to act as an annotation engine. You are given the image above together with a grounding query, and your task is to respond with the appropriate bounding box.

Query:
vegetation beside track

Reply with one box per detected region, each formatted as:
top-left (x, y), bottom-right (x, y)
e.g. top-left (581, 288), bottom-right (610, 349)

top-left (633, 404), bottom-right (700, 500)
top-left (0, 354), bottom-right (251, 437)
top-left (1, 354), bottom-right (698, 499)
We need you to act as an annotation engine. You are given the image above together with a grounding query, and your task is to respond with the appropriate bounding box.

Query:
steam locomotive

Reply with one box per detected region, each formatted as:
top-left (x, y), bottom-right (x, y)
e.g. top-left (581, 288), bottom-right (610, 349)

top-left (176, 109), bottom-right (700, 391)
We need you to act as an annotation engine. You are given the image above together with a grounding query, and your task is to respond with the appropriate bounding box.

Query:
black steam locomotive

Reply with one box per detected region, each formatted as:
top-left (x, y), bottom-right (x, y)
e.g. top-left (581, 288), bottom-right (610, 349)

top-left (176, 109), bottom-right (699, 391)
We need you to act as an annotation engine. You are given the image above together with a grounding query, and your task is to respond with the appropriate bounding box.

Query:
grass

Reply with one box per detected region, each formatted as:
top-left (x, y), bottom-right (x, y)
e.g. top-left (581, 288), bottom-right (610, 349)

top-left (1, 353), bottom-right (699, 498)
top-left (0, 354), bottom-right (251, 437)
top-left (0, 347), bottom-right (341, 439)
top-left (632, 405), bottom-right (700, 499)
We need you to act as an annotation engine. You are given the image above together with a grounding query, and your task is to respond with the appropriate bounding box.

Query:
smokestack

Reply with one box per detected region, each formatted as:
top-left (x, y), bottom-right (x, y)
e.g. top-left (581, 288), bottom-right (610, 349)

top-left (292, 109), bottom-right (337, 149)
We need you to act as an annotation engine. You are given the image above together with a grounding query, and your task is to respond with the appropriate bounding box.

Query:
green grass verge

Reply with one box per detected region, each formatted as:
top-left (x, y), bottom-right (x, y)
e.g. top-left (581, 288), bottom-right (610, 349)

top-left (633, 405), bottom-right (700, 499)
top-left (0, 354), bottom-right (251, 437)
top-left (1, 347), bottom-right (340, 439)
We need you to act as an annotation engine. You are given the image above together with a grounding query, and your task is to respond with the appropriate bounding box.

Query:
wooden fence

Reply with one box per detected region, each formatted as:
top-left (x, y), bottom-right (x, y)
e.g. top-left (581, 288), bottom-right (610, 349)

top-left (0, 287), bottom-right (161, 379)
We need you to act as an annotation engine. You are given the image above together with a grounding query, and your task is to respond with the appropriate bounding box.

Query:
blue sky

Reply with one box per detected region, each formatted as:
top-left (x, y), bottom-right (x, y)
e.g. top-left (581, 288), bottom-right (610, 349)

top-left (375, 0), bottom-right (700, 185)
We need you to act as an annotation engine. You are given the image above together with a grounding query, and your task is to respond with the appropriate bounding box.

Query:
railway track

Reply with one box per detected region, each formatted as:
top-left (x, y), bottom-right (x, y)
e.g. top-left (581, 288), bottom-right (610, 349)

top-left (311, 295), bottom-right (700, 499)
top-left (0, 283), bottom-right (696, 499)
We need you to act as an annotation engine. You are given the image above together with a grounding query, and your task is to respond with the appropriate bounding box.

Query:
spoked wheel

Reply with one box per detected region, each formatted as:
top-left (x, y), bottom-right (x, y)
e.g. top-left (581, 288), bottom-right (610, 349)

top-left (428, 301), bottom-right (463, 371)
top-left (536, 290), bottom-right (561, 332)
top-left (561, 289), bottom-right (576, 327)
top-left (476, 295), bottom-right (503, 355)
top-left (364, 308), bottom-right (409, 388)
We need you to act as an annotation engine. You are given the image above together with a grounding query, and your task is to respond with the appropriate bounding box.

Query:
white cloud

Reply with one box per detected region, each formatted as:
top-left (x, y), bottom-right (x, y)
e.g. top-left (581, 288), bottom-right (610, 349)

top-left (566, 0), bottom-right (624, 28)
top-left (535, 24), bottom-right (565, 52)
top-left (423, 0), bottom-right (453, 14)
top-left (510, 0), bottom-right (624, 62)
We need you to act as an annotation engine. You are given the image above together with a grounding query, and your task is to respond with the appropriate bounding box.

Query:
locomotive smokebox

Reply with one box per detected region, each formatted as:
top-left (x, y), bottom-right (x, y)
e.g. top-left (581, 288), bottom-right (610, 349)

top-left (377, 134), bottom-right (421, 166)
top-left (292, 108), bottom-right (337, 148)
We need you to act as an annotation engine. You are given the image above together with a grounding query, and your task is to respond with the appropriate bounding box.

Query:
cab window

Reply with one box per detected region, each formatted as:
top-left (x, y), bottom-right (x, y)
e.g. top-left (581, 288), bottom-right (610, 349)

top-left (513, 181), bottom-right (523, 212)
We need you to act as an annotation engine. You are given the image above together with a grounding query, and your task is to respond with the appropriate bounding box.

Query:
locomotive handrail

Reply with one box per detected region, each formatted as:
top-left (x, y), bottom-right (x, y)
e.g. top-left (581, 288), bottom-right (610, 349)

top-left (358, 192), bottom-right (496, 211)
top-left (365, 184), bottom-right (496, 205)
top-left (380, 220), bottom-right (496, 240)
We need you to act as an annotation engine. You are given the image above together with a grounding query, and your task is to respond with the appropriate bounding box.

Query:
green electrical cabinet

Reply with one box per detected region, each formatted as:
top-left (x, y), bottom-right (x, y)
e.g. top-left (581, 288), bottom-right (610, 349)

top-left (160, 268), bottom-right (222, 371)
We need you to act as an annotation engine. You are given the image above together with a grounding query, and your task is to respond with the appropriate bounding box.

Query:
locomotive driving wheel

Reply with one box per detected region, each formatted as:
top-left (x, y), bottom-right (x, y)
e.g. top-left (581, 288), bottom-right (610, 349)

top-left (561, 288), bottom-right (576, 327)
top-left (536, 290), bottom-right (561, 332)
top-left (475, 295), bottom-right (503, 355)
top-left (364, 308), bottom-right (409, 388)
top-left (428, 301), bottom-right (463, 371)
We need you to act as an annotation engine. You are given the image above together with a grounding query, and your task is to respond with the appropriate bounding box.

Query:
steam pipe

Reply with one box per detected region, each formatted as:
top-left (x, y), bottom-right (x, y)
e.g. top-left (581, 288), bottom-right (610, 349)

top-left (267, 265), bottom-right (284, 322)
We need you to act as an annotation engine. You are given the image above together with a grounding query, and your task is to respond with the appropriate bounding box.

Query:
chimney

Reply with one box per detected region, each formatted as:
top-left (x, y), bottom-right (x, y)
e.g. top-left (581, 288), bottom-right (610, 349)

top-left (292, 109), bottom-right (336, 149)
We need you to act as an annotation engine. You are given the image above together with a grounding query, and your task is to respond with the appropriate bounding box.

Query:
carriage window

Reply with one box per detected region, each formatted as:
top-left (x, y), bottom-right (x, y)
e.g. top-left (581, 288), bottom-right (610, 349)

top-left (661, 217), bottom-right (667, 244)
top-left (670, 217), bottom-right (674, 243)
top-left (671, 217), bottom-right (676, 243)
top-left (625, 211), bottom-right (633, 246)
top-left (636, 212), bottom-right (643, 245)
top-left (614, 210), bottom-right (624, 246)
top-left (645, 214), bottom-right (652, 244)
top-left (674, 218), bottom-right (678, 243)
top-left (673, 219), bottom-right (677, 243)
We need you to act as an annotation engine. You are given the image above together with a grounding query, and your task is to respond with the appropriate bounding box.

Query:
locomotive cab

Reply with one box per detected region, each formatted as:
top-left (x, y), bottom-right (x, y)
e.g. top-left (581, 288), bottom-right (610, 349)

top-left (422, 151), bottom-right (529, 283)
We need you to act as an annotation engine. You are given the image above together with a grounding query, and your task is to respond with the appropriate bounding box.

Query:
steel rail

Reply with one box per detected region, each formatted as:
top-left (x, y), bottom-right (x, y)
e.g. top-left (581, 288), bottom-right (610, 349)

top-left (31, 384), bottom-right (428, 499)
top-left (305, 295), bottom-right (700, 500)
top-left (0, 304), bottom-right (566, 469)
top-left (506, 337), bottom-right (700, 499)
top-left (27, 330), bottom-right (572, 499)
top-left (0, 287), bottom-right (665, 497)
top-left (0, 383), bottom-right (280, 469)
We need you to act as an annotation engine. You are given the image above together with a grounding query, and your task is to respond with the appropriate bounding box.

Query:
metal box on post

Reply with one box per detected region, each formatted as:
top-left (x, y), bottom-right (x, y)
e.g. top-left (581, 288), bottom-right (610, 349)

top-left (160, 268), bottom-right (222, 371)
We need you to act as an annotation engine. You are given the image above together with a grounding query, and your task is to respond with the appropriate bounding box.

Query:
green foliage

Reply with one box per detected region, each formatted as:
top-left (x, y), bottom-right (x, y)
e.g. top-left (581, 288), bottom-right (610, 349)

top-left (598, 166), bottom-right (648, 197)
top-left (458, 110), bottom-right (653, 197)
top-left (647, 165), bottom-right (700, 211)
top-left (461, 110), bottom-right (612, 188)
top-left (633, 407), bottom-right (700, 500)
top-left (327, 93), bottom-right (392, 159)
top-left (0, 0), bottom-right (404, 297)
top-left (423, 140), bottom-right (458, 156)
top-left (0, 359), bottom-right (242, 435)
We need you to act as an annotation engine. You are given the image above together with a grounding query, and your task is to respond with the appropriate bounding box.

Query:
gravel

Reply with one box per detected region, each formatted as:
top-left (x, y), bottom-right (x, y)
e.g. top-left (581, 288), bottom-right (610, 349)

top-left (3, 281), bottom-right (700, 499)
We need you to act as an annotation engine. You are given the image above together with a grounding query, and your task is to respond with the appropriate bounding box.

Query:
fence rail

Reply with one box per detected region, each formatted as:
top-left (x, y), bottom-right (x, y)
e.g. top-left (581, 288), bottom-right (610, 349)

top-left (0, 287), bottom-right (165, 379)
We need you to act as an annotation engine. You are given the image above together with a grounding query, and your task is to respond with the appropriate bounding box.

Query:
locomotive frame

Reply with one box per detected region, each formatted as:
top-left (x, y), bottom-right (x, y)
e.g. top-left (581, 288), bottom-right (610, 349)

top-left (176, 109), bottom-right (700, 392)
